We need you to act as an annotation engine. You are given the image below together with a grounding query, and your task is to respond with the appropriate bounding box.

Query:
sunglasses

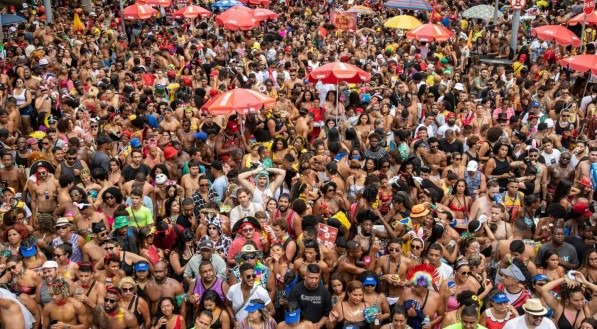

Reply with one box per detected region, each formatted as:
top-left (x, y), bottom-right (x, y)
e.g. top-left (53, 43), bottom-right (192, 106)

top-left (242, 228), bottom-right (254, 233)
top-left (412, 245), bottom-right (422, 250)
top-left (105, 195), bottom-right (115, 199)
top-left (67, 157), bottom-right (77, 161)
top-left (459, 271), bottom-right (471, 276)
top-left (104, 298), bottom-right (119, 304)
top-left (56, 226), bottom-right (69, 230)
top-left (54, 253), bottom-right (64, 258)
top-left (121, 287), bottom-right (135, 292)
top-left (242, 254), bottom-right (257, 261)
top-left (388, 247), bottom-right (400, 252)
top-left (245, 274), bottom-right (256, 280)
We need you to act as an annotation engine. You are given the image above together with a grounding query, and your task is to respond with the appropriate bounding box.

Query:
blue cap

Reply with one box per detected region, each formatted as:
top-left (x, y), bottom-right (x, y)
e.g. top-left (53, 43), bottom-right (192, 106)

top-left (531, 101), bottom-right (540, 107)
top-left (130, 138), bottom-right (142, 148)
top-left (532, 274), bottom-right (548, 282)
top-left (244, 300), bottom-right (266, 313)
top-left (491, 292), bottom-right (509, 303)
top-left (285, 309), bottom-right (301, 324)
top-left (145, 114), bottom-right (158, 129)
top-left (19, 245), bottom-right (37, 258)
top-left (362, 276), bottom-right (377, 286)
top-left (134, 261), bottom-right (149, 272)
top-left (193, 132), bottom-right (208, 141)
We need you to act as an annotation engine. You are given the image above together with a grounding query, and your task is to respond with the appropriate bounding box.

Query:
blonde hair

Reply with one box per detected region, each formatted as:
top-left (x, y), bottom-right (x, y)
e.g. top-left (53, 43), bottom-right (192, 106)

top-left (118, 276), bottom-right (137, 290)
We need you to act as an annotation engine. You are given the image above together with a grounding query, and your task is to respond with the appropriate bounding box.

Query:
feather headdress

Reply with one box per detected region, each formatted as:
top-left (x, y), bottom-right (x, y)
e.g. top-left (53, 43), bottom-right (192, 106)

top-left (406, 263), bottom-right (440, 288)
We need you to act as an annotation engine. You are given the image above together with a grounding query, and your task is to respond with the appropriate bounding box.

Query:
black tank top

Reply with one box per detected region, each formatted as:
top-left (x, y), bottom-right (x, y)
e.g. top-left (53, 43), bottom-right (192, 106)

top-left (15, 151), bottom-right (28, 168)
top-left (492, 156), bottom-right (510, 190)
top-left (127, 295), bottom-right (145, 326)
top-left (335, 302), bottom-right (370, 329)
top-left (557, 308), bottom-right (584, 329)
top-left (120, 251), bottom-right (134, 277)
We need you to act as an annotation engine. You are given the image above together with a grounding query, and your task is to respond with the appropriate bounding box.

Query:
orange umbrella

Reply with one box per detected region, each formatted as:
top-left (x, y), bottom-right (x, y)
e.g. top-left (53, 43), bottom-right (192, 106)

top-left (202, 88), bottom-right (276, 115)
top-left (568, 11), bottom-right (597, 26)
top-left (173, 5), bottom-right (212, 18)
top-left (308, 62), bottom-right (371, 84)
top-left (123, 3), bottom-right (158, 20)
top-left (139, 0), bottom-right (171, 6)
top-left (253, 8), bottom-right (278, 21)
top-left (560, 55), bottom-right (597, 75)
top-left (406, 23), bottom-right (454, 42)
top-left (531, 25), bottom-right (581, 47)
top-left (216, 10), bottom-right (258, 30)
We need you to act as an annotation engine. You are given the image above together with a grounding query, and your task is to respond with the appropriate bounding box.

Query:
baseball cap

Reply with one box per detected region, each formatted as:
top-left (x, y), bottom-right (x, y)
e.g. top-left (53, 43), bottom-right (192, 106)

top-left (453, 83), bottom-right (465, 91)
top-left (199, 240), bottom-right (214, 250)
top-left (20, 244), bottom-right (37, 257)
top-left (466, 160), bottom-right (478, 172)
top-left (130, 138), bottom-right (142, 148)
top-left (194, 132), bottom-right (208, 141)
top-left (500, 264), bottom-right (526, 282)
top-left (41, 261), bottom-right (58, 269)
top-left (531, 101), bottom-right (540, 107)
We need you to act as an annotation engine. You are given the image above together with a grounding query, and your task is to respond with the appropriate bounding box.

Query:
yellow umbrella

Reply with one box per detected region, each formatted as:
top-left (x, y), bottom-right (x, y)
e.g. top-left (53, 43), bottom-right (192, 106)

top-left (384, 15), bottom-right (423, 30)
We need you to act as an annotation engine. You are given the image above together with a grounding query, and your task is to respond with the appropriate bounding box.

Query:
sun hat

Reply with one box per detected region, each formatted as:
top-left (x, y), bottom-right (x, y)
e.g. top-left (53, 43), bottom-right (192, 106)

top-left (410, 204), bottom-right (430, 218)
top-left (234, 244), bottom-right (264, 263)
top-left (522, 298), bottom-right (548, 316)
top-left (113, 216), bottom-right (129, 230)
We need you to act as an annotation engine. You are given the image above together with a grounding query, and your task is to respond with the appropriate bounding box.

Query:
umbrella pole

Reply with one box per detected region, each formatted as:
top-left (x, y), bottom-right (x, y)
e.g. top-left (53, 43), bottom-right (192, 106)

top-left (335, 82), bottom-right (339, 126)
top-left (581, 14), bottom-right (588, 53)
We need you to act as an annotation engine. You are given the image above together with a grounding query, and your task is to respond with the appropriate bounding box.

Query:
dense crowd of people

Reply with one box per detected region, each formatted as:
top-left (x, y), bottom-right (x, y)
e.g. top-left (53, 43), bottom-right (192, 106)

top-left (1, 0), bottom-right (597, 328)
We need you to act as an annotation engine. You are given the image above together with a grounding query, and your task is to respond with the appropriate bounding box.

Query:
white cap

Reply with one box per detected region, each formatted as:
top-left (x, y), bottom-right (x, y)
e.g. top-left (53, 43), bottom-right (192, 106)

top-left (454, 83), bottom-right (465, 91)
top-left (38, 58), bottom-right (48, 66)
top-left (478, 214), bottom-right (488, 224)
top-left (466, 160), bottom-right (478, 172)
top-left (41, 261), bottom-right (58, 269)
top-left (544, 118), bottom-right (554, 128)
top-left (155, 174), bottom-right (168, 185)
top-left (427, 64), bottom-right (435, 70)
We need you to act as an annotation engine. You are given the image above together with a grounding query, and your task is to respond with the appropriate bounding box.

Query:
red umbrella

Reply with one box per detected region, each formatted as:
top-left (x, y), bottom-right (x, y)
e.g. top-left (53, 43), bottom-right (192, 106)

top-left (216, 10), bottom-right (259, 30)
top-left (531, 25), bottom-right (581, 47)
top-left (173, 5), bottom-right (211, 18)
top-left (560, 55), bottom-right (597, 75)
top-left (308, 62), bottom-right (371, 84)
top-left (406, 23), bottom-right (454, 42)
top-left (253, 8), bottom-right (278, 21)
top-left (568, 12), bottom-right (597, 26)
top-left (202, 88), bottom-right (276, 115)
top-left (239, 0), bottom-right (271, 5)
top-left (139, 0), bottom-right (171, 6)
top-left (123, 3), bottom-right (158, 20)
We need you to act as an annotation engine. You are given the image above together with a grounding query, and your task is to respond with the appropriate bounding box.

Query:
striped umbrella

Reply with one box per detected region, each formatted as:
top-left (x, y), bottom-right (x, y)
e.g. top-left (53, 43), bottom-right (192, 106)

top-left (202, 88), bottom-right (276, 115)
top-left (384, 0), bottom-right (432, 11)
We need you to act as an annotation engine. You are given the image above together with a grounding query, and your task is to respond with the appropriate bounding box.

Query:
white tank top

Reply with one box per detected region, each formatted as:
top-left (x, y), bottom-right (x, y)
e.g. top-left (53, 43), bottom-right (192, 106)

top-left (12, 88), bottom-right (26, 106)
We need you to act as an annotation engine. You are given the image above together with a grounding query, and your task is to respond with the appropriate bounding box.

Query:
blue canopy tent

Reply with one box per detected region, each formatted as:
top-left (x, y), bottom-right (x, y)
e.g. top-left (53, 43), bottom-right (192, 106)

top-left (384, 0), bottom-right (433, 11)
top-left (0, 14), bottom-right (26, 26)
top-left (211, 0), bottom-right (244, 11)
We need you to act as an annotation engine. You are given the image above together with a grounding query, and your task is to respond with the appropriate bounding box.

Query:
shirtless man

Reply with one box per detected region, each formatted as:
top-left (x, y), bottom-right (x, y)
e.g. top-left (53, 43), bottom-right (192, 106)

top-left (159, 108), bottom-right (181, 133)
top-left (96, 288), bottom-right (139, 329)
top-left (94, 254), bottom-right (126, 288)
top-left (0, 152), bottom-right (26, 193)
top-left (468, 181), bottom-right (500, 222)
top-left (489, 203), bottom-right (512, 246)
top-left (472, 104), bottom-right (492, 134)
top-left (144, 261), bottom-right (186, 315)
top-left (177, 118), bottom-right (197, 150)
top-left (71, 262), bottom-right (106, 323)
top-left (74, 204), bottom-right (109, 234)
top-left (312, 182), bottom-right (349, 217)
top-left (374, 238), bottom-right (410, 307)
top-left (547, 151), bottom-right (575, 194)
top-left (6, 98), bottom-right (21, 136)
top-left (42, 278), bottom-right (89, 329)
top-left (575, 147), bottom-right (597, 182)
top-left (276, 90), bottom-right (299, 120)
top-left (181, 160), bottom-right (201, 198)
top-left (30, 164), bottom-right (60, 227)
top-left (295, 109), bottom-right (313, 139)
top-left (293, 239), bottom-right (330, 284)
top-left (494, 219), bottom-right (536, 262)
top-left (399, 274), bottom-right (444, 329)
top-left (422, 137), bottom-right (447, 177)
top-left (336, 241), bottom-right (368, 284)
top-left (0, 298), bottom-right (27, 329)
top-left (527, 148), bottom-right (548, 199)
top-left (122, 175), bottom-right (154, 198)
top-left (23, 67), bottom-right (41, 92)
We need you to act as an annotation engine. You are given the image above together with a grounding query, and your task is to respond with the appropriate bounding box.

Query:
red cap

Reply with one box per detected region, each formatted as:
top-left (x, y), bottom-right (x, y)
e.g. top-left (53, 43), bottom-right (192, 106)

top-left (415, 54), bottom-right (422, 60)
top-left (167, 70), bottom-right (176, 78)
top-left (163, 146), bottom-right (178, 160)
top-left (578, 177), bottom-right (592, 188)
top-left (446, 112), bottom-right (457, 118)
